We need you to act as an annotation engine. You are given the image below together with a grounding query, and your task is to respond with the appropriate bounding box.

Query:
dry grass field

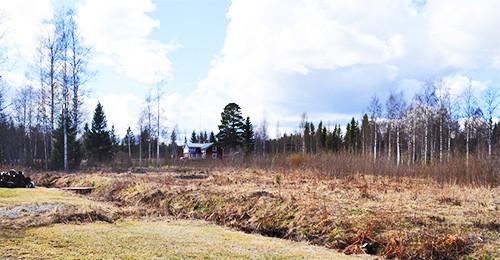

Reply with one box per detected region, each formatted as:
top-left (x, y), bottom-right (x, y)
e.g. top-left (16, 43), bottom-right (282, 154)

top-left (26, 166), bottom-right (499, 259)
top-left (0, 187), bottom-right (368, 259)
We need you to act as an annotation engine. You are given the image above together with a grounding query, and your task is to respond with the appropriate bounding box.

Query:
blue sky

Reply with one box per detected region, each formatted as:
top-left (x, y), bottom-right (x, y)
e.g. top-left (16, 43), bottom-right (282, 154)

top-left (0, 0), bottom-right (499, 140)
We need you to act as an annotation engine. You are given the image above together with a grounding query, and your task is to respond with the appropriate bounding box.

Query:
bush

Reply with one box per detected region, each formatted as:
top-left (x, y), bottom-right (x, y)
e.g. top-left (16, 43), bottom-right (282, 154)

top-left (287, 153), bottom-right (307, 167)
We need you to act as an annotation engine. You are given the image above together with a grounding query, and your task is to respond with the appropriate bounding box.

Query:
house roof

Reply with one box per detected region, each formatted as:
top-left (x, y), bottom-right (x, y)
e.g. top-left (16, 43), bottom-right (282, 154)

top-left (185, 142), bottom-right (214, 150)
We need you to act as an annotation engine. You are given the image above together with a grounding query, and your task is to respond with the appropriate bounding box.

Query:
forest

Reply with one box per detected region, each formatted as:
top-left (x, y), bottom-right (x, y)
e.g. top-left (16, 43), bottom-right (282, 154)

top-left (0, 9), bottom-right (498, 187)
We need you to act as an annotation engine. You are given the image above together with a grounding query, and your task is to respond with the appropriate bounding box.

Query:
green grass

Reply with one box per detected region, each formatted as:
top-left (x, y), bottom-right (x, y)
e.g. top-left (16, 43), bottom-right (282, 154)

top-left (0, 187), bottom-right (369, 259)
top-left (0, 220), bottom-right (368, 259)
top-left (0, 187), bottom-right (93, 207)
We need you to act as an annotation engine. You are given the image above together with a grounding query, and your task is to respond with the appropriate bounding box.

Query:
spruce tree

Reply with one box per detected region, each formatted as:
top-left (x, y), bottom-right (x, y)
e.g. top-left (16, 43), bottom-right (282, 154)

top-left (303, 122), bottom-right (310, 154)
top-left (242, 116), bottom-right (255, 154)
top-left (84, 102), bottom-right (113, 163)
top-left (216, 103), bottom-right (245, 150)
top-left (124, 127), bottom-right (135, 160)
top-left (209, 131), bottom-right (217, 143)
top-left (51, 112), bottom-right (81, 169)
top-left (110, 125), bottom-right (120, 154)
top-left (190, 130), bottom-right (198, 143)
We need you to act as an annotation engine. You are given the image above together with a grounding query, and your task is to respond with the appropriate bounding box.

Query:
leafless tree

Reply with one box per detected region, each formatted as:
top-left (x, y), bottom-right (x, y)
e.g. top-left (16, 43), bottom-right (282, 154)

top-left (416, 84), bottom-right (438, 165)
top-left (462, 83), bottom-right (477, 168)
top-left (13, 85), bottom-right (36, 164)
top-left (67, 9), bottom-right (91, 134)
top-left (155, 80), bottom-right (165, 166)
top-left (368, 95), bottom-right (382, 162)
top-left (386, 91), bottom-right (406, 165)
top-left (481, 86), bottom-right (499, 158)
top-left (300, 112), bottom-right (307, 155)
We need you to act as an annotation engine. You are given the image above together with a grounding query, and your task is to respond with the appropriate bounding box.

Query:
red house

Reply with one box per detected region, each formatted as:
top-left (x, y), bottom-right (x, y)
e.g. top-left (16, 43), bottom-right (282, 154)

top-left (182, 143), bottom-right (223, 160)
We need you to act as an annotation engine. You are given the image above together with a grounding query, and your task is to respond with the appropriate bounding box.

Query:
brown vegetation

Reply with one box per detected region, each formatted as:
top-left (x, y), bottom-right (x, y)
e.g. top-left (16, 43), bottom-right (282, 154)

top-left (32, 166), bottom-right (499, 259)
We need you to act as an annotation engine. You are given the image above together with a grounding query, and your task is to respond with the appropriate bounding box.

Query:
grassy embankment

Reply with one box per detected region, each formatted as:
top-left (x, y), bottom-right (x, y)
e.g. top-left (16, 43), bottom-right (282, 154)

top-left (0, 187), bottom-right (363, 259)
top-left (32, 167), bottom-right (499, 259)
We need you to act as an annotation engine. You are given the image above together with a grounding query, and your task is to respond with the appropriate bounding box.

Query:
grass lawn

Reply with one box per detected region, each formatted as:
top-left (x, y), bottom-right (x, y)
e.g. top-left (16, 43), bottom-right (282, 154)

top-left (0, 187), bottom-right (94, 207)
top-left (0, 187), bottom-right (368, 259)
top-left (1, 220), bottom-right (369, 259)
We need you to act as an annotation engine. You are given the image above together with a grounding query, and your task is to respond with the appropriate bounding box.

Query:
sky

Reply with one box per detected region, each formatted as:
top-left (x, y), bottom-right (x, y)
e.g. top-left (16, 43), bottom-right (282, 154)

top-left (0, 0), bottom-right (499, 140)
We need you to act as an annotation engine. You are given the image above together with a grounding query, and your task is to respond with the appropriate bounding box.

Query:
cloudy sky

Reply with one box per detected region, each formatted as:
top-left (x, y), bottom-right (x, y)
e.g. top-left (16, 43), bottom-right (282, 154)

top-left (0, 0), bottom-right (499, 140)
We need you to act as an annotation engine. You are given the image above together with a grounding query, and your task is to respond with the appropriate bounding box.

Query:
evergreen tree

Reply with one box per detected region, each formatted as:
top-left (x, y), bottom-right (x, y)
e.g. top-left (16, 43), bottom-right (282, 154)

top-left (51, 112), bottom-right (81, 169)
top-left (242, 116), bottom-right (255, 154)
top-left (345, 118), bottom-right (359, 153)
top-left (333, 124), bottom-right (343, 152)
top-left (321, 126), bottom-right (327, 150)
top-left (124, 127), bottom-right (135, 160)
top-left (110, 125), bottom-right (120, 154)
top-left (190, 130), bottom-right (198, 143)
top-left (316, 121), bottom-right (324, 151)
top-left (303, 122), bottom-right (311, 154)
top-left (310, 122), bottom-right (316, 153)
top-left (124, 127), bottom-right (135, 146)
top-left (170, 129), bottom-right (177, 145)
top-left (84, 102), bottom-right (113, 163)
top-left (216, 103), bottom-right (245, 150)
top-left (361, 114), bottom-right (370, 156)
top-left (209, 131), bottom-right (217, 143)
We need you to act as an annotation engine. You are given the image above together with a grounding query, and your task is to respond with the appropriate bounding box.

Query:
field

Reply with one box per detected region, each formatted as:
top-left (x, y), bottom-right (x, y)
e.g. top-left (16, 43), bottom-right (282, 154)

top-left (2, 166), bottom-right (499, 259)
top-left (0, 187), bottom-right (366, 259)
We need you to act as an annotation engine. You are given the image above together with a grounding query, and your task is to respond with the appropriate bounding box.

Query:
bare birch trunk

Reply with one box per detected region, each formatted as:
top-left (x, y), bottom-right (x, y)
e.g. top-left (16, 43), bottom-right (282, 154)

top-left (396, 125), bottom-right (400, 166)
top-left (388, 122), bottom-right (391, 162)
top-left (373, 122), bottom-right (377, 162)
top-left (423, 119), bottom-right (428, 165)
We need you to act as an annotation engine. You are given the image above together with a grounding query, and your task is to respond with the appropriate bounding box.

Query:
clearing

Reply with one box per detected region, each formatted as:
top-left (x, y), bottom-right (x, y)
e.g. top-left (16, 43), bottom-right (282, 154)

top-left (31, 167), bottom-right (499, 259)
top-left (0, 187), bottom-right (366, 259)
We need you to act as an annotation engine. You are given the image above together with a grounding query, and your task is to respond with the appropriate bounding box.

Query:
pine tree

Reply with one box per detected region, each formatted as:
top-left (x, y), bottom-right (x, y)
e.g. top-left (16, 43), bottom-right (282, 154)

top-left (190, 130), bottom-right (198, 143)
top-left (209, 131), bottom-right (217, 143)
top-left (303, 122), bottom-right (310, 154)
top-left (124, 127), bottom-right (135, 160)
top-left (242, 116), bottom-right (255, 154)
top-left (310, 122), bottom-right (316, 154)
top-left (344, 118), bottom-right (359, 153)
top-left (203, 131), bottom-right (208, 143)
top-left (361, 114), bottom-right (370, 156)
top-left (84, 102), bottom-right (113, 163)
top-left (51, 112), bottom-right (81, 169)
top-left (216, 103), bottom-right (245, 150)
top-left (110, 125), bottom-right (120, 155)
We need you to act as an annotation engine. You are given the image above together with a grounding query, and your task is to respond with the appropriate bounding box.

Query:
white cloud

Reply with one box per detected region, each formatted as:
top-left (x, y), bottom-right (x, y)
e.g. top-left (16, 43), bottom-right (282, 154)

top-left (425, 0), bottom-right (500, 69)
top-left (0, 0), bottom-right (53, 61)
top-left (77, 0), bottom-right (180, 84)
top-left (2, 0), bottom-right (500, 136)
top-left (181, 0), bottom-right (500, 132)
top-left (86, 93), bottom-right (143, 136)
top-left (439, 75), bottom-right (488, 100)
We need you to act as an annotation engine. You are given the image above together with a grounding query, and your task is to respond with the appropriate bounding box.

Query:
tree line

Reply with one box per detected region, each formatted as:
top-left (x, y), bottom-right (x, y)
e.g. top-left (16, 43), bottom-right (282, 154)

top-left (231, 83), bottom-right (499, 167)
top-left (0, 10), bottom-right (498, 170)
top-left (0, 9), bottom-right (91, 170)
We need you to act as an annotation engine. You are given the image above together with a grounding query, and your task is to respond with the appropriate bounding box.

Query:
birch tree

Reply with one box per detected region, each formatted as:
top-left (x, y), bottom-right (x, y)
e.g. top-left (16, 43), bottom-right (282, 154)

top-left (386, 92), bottom-right (406, 165)
top-left (67, 9), bottom-right (90, 134)
top-left (462, 83), bottom-right (477, 168)
top-left (481, 86), bottom-right (499, 157)
top-left (368, 95), bottom-right (382, 162)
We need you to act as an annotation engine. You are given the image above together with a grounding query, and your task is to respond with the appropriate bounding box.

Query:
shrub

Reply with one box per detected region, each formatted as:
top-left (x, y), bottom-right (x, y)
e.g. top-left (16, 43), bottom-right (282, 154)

top-left (287, 153), bottom-right (307, 167)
